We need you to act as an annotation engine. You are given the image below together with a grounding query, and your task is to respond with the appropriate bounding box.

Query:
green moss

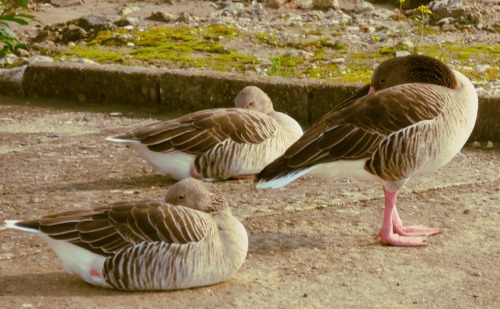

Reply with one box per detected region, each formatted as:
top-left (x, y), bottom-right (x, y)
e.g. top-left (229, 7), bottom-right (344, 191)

top-left (202, 24), bottom-right (240, 38)
top-left (379, 47), bottom-right (396, 56)
top-left (48, 23), bottom-right (499, 84)
top-left (255, 33), bottom-right (279, 45)
top-left (56, 46), bottom-right (124, 62)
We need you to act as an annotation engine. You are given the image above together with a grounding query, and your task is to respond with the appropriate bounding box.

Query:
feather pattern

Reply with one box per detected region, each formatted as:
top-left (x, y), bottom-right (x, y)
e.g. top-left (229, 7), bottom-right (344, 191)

top-left (257, 56), bottom-right (477, 190)
top-left (4, 179), bottom-right (248, 290)
top-left (107, 86), bottom-right (303, 181)
top-left (255, 55), bottom-right (478, 246)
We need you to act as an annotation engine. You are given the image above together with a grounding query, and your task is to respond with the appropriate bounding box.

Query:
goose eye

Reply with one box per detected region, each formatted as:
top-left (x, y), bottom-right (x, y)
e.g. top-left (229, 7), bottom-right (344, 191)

top-left (248, 102), bottom-right (254, 106)
top-left (178, 194), bottom-right (185, 200)
top-left (379, 78), bottom-right (386, 84)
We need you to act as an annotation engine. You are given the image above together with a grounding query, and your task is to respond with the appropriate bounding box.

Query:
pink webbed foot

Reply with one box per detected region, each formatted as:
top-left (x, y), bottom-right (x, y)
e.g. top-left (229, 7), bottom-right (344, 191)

top-left (390, 206), bottom-right (442, 237)
top-left (375, 189), bottom-right (442, 247)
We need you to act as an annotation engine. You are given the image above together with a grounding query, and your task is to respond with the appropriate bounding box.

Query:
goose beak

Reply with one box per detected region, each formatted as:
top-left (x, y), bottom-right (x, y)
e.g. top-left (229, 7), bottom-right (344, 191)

top-left (368, 86), bottom-right (376, 94)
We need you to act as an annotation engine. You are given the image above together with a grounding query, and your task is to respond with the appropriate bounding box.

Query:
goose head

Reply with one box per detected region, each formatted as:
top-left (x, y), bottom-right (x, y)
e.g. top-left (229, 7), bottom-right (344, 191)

top-left (234, 86), bottom-right (274, 114)
top-left (369, 55), bottom-right (458, 94)
top-left (164, 178), bottom-right (228, 213)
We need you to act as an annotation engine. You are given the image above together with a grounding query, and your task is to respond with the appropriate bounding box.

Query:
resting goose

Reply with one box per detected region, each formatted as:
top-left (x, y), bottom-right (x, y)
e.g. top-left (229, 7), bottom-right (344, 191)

top-left (256, 55), bottom-right (478, 247)
top-left (4, 179), bottom-right (248, 291)
top-left (107, 86), bottom-right (303, 181)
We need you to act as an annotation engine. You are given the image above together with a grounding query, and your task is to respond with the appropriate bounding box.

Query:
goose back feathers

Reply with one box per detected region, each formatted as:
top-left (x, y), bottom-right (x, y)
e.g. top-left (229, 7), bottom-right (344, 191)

top-left (256, 55), bottom-right (478, 246)
top-left (107, 86), bottom-right (303, 181)
top-left (4, 179), bottom-right (248, 290)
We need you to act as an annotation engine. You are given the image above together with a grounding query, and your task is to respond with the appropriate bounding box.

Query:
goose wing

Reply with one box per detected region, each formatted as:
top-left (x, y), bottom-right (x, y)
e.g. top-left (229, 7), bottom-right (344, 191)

top-left (15, 200), bottom-right (216, 256)
top-left (264, 84), bottom-right (447, 170)
top-left (117, 108), bottom-right (279, 155)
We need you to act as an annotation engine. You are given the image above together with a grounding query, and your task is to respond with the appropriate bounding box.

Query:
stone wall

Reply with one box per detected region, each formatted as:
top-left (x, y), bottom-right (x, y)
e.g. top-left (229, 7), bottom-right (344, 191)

top-left (0, 62), bottom-right (497, 141)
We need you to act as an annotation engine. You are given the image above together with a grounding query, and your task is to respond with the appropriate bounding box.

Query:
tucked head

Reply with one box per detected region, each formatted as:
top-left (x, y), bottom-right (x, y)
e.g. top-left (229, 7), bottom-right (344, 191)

top-left (370, 55), bottom-right (457, 93)
top-left (234, 86), bottom-right (274, 114)
top-left (164, 178), bottom-right (228, 213)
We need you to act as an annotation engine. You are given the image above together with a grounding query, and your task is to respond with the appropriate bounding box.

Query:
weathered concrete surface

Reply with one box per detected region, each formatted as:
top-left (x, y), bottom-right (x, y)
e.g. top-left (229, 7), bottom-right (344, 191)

top-left (1, 62), bottom-right (498, 141)
top-left (22, 62), bottom-right (163, 108)
top-left (0, 65), bottom-right (26, 97)
top-left (469, 96), bottom-right (500, 142)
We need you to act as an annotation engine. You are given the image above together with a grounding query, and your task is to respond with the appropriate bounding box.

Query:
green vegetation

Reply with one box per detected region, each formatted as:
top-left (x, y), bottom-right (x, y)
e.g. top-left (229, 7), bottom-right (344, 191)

top-left (0, 0), bottom-right (37, 56)
top-left (42, 19), bottom-right (499, 84)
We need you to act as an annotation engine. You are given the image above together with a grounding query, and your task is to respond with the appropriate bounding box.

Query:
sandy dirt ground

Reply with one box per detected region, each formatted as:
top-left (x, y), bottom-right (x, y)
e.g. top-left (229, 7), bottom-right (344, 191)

top-left (0, 95), bottom-right (498, 308)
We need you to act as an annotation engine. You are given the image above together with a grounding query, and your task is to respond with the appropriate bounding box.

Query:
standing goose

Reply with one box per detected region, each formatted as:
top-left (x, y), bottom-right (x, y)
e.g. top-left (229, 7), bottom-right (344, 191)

top-left (256, 55), bottom-right (478, 247)
top-left (107, 86), bottom-right (303, 181)
top-left (4, 179), bottom-right (248, 291)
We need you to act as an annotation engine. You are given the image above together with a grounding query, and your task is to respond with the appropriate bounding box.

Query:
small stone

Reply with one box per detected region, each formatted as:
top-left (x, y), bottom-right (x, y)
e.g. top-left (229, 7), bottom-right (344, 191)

top-left (475, 64), bottom-right (491, 73)
top-left (330, 57), bottom-right (345, 64)
top-left (472, 270), bottom-right (481, 276)
top-left (147, 11), bottom-right (177, 23)
top-left (118, 5), bottom-right (140, 17)
top-left (355, 0), bottom-right (375, 14)
top-left (472, 141), bottom-right (481, 148)
top-left (313, 0), bottom-right (340, 10)
top-left (267, 0), bottom-right (286, 9)
top-left (442, 24), bottom-right (457, 31)
top-left (27, 55), bottom-right (54, 63)
top-left (50, 0), bottom-right (81, 8)
top-left (463, 209), bottom-right (470, 214)
top-left (17, 48), bottom-right (30, 58)
top-left (302, 293), bottom-right (308, 298)
top-left (395, 51), bottom-right (412, 57)
top-left (110, 112), bottom-right (124, 117)
top-left (78, 58), bottom-right (98, 65)
top-left (486, 141), bottom-right (494, 149)
top-left (371, 33), bottom-right (386, 42)
top-left (0, 253), bottom-right (15, 260)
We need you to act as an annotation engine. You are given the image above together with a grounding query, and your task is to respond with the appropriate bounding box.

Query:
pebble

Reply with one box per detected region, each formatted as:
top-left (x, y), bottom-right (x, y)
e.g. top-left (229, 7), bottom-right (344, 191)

top-left (1, 0), bottom-right (498, 96)
top-left (472, 141), bottom-right (481, 148)
top-left (396, 51), bottom-right (412, 57)
top-left (329, 57), bottom-right (345, 64)
top-left (0, 253), bottom-right (15, 260)
top-left (486, 141), bottom-right (494, 149)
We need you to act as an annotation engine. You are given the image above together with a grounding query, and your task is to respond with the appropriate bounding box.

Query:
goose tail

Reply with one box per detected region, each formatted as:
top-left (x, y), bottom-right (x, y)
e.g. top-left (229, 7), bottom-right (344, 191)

top-left (255, 159), bottom-right (314, 189)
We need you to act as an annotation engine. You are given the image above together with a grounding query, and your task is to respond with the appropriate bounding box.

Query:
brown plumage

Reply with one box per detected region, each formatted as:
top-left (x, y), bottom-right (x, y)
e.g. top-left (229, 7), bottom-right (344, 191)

top-left (256, 55), bottom-right (478, 247)
top-left (107, 86), bottom-right (303, 181)
top-left (5, 179), bottom-right (248, 290)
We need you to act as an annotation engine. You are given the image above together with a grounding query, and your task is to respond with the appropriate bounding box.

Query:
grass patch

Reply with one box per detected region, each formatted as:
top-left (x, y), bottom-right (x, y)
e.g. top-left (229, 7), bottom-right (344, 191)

top-left (46, 24), bottom-right (499, 84)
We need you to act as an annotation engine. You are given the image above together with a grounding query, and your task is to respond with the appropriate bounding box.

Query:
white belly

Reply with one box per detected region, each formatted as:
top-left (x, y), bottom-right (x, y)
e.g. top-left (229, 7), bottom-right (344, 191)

top-left (128, 142), bottom-right (196, 180)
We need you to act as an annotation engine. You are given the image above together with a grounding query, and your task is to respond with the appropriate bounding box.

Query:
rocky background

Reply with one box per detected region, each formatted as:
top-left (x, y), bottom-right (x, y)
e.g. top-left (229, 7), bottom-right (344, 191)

top-left (3, 0), bottom-right (500, 97)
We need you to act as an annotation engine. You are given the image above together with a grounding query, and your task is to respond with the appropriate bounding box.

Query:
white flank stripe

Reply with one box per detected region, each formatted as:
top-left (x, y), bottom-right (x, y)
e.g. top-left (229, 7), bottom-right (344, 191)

top-left (256, 167), bottom-right (315, 189)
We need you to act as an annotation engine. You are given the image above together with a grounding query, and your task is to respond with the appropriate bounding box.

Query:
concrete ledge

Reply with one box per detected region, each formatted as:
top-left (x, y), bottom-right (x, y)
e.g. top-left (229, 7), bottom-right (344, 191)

top-left (22, 62), bottom-right (163, 107)
top-left (1, 62), bottom-right (498, 141)
top-left (0, 65), bottom-right (27, 97)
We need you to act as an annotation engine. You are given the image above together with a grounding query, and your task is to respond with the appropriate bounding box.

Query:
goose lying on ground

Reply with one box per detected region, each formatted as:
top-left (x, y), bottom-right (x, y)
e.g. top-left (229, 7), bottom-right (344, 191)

top-left (256, 55), bottom-right (478, 247)
top-left (107, 86), bottom-right (303, 181)
top-left (4, 179), bottom-right (248, 291)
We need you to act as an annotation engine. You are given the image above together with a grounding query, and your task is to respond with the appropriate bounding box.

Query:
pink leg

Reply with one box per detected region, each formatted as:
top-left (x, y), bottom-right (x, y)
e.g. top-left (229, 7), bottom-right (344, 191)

top-left (89, 267), bottom-right (102, 278)
top-left (189, 166), bottom-right (203, 180)
top-left (375, 188), bottom-right (442, 247)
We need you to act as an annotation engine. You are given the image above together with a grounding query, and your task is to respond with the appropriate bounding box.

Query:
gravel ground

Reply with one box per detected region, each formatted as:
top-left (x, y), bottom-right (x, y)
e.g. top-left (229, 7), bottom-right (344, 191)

top-left (0, 95), bottom-right (499, 308)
